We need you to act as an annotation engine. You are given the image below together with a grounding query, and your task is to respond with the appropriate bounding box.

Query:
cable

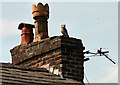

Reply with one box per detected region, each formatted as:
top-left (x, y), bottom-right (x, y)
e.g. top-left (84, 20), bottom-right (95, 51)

top-left (84, 72), bottom-right (90, 85)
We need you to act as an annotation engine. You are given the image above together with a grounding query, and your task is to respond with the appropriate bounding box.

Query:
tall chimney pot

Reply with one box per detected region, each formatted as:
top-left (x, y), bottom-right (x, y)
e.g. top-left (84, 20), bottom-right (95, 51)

top-left (32, 3), bottom-right (49, 42)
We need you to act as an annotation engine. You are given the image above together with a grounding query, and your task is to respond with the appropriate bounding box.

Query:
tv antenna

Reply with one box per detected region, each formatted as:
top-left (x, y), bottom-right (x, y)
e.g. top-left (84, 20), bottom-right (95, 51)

top-left (84, 48), bottom-right (116, 64)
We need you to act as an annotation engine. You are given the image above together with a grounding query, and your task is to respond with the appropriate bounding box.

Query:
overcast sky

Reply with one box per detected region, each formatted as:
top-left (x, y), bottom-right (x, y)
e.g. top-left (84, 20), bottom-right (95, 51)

top-left (0, 0), bottom-right (119, 83)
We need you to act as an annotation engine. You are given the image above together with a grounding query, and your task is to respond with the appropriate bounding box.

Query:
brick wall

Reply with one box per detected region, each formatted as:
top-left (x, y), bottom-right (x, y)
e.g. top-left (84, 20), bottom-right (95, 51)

top-left (10, 36), bottom-right (85, 83)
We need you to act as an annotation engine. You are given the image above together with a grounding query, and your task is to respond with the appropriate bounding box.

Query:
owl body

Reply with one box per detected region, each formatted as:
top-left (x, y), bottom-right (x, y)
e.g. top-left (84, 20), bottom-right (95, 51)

top-left (61, 24), bottom-right (69, 37)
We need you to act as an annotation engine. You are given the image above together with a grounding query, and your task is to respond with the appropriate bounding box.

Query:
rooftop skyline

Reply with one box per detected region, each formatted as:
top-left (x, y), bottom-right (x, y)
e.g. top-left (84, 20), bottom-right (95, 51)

top-left (0, 1), bottom-right (118, 83)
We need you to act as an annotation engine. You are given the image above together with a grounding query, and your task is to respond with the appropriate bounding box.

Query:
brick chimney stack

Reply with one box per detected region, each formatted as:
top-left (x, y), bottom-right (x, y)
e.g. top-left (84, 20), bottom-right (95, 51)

top-left (10, 36), bottom-right (85, 83)
top-left (32, 3), bottom-right (49, 42)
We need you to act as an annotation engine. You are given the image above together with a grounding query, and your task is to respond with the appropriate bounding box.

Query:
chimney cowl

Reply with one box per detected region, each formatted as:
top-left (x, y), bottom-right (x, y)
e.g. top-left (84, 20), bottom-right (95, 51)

top-left (32, 3), bottom-right (49, 19)
top-left (18, 23), bottom-right (34, 30)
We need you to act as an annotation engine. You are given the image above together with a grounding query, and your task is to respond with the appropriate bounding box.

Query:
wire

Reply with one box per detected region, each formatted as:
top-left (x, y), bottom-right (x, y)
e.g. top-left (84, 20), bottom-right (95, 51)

top-left (84, 72), bottom-right (90, 85)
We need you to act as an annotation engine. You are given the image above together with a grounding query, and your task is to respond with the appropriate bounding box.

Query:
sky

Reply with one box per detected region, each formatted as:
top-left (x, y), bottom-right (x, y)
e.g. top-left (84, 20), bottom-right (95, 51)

top-left (0, 0), bottom-right (119, 84)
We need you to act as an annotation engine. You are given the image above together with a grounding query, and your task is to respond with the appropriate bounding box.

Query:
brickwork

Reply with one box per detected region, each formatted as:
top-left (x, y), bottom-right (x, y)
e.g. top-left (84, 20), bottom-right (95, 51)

top-left (10, 36), bottom-right (85, 83)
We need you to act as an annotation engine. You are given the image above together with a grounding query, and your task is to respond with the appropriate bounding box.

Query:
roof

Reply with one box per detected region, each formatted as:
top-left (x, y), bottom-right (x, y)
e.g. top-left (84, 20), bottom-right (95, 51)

top-left (0, 63), bottom-right (83, 84)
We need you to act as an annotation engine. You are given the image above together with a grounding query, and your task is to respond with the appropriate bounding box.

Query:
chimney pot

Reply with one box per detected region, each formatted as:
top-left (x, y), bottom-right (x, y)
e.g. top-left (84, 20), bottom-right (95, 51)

top-left (32, 3), bottom-right (49, 42)
top-left (18, 23), bottom-right (34, 44)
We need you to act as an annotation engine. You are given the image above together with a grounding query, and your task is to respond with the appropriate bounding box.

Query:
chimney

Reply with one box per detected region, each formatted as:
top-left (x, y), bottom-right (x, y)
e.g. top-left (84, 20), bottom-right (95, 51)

top-left (18, 23), bottom-right (34, 44)
top-left (10, 36), bottom-right (85, 83)
top-left (10, 2), bottom-right (85, 84)
top-left (32, 3), bottom-right (49, 42)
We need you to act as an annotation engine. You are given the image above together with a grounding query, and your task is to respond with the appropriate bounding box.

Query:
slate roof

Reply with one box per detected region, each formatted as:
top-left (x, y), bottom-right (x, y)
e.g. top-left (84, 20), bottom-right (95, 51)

top-left (0, 63), bottom-right (83, 85)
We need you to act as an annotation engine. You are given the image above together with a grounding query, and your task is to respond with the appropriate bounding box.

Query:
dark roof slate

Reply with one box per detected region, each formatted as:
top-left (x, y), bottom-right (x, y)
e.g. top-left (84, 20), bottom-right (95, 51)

top-left (0, 63), bottom-right (82, 85)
